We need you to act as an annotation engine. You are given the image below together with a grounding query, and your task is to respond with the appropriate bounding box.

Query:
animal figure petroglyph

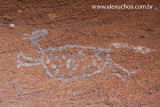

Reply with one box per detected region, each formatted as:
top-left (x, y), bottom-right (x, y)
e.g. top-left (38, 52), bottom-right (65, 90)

top-left (17, 29), bottom-right (137, 82)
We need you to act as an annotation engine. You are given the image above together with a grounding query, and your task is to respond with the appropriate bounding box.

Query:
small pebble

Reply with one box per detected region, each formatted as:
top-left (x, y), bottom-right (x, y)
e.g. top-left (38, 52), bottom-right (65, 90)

top-left (9, 23), bottom-right (14, 28)
top-left (18, 10), bottom-right (22, 13)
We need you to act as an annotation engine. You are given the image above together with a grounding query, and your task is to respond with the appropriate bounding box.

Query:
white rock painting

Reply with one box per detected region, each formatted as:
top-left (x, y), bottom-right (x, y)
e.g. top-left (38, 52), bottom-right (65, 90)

top-left (17, 29), bottom-right (155, 82)
top-left (112, 42), bottom-right (155, 54)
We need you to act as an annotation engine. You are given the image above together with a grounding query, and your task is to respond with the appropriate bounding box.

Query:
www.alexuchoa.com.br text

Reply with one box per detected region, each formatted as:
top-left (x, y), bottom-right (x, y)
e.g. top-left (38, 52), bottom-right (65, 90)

top-left (92, 4), bottom-right (153, 10)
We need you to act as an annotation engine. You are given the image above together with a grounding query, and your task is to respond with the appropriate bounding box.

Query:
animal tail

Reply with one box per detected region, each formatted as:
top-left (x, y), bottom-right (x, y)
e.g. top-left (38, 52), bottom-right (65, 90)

top-left (112, 42), bottom-right (155, 54)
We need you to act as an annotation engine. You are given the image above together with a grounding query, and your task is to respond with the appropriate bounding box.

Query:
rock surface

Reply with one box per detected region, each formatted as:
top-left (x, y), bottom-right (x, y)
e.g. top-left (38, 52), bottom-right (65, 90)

top-left (0, 0), bottom-right (160, 106)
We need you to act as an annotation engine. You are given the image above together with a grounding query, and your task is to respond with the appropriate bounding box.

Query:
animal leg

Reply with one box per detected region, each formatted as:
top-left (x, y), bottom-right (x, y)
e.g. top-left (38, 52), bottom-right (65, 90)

top-left (108, 58), bottom-right (136, 77)
top-left (17, 60), bottom-right (41, 68)
top-left (17, 50), bottom-right (41, 62)
top-left (108, 63), bottom-right (126, 82)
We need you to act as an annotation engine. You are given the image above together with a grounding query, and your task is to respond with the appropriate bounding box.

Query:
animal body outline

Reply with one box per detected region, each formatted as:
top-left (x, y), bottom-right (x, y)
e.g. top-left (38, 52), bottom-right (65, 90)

top-left (17, 29), bottom-right (136, 82)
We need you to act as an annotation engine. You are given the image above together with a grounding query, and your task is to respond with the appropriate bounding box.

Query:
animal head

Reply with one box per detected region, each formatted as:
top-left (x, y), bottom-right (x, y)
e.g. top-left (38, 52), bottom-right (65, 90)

top-left (22, 29), bottom-right (48, 42)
